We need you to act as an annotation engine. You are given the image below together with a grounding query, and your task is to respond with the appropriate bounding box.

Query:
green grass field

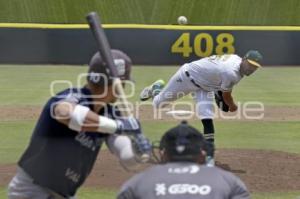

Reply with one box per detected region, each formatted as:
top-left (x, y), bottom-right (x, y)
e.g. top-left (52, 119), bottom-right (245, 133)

top-left (0, 0), bottom-right (299, 25)
top-left (0, 65), bottom-right (300, 199)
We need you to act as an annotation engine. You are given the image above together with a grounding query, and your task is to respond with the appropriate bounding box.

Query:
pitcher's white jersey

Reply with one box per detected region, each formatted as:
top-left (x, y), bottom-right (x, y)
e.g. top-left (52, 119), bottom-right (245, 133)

top-left (185, 54), bottom-right (243, 92)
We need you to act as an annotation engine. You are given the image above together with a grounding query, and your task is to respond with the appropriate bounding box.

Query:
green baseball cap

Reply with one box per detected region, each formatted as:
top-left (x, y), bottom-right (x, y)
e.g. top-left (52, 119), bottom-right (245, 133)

top-left (244, 50), bottom-right (263, 67)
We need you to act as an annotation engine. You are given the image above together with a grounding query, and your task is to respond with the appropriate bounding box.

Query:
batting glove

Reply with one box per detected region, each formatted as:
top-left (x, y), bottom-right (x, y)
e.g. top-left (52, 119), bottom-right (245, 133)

top-left (115, 116), bottom-right (142, 135)
top-left (133, 134), bottom-right (152, 154)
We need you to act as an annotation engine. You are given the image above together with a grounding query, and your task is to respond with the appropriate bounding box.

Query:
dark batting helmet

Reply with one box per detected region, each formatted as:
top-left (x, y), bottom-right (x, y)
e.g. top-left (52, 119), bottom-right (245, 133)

top-left (159, 121), bottom-right (207, 162)
top-left (87, 49), bottom-right (132, 86)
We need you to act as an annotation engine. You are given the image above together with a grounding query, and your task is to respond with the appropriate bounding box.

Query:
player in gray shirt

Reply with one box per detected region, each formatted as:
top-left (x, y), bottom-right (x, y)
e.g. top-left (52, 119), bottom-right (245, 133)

top-left (118, 121), bottom-right (250, 199)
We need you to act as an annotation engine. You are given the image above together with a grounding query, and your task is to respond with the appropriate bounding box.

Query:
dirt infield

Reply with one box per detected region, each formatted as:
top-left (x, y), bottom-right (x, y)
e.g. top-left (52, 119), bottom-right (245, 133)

top-left (1, 149), bottom-right (300, 193)
top-left (0, 106), bottom-right (41, 121)
top-left (1, 105), bottom-right (300, 122)
top-left (87, 149), bottom-right (300, 192)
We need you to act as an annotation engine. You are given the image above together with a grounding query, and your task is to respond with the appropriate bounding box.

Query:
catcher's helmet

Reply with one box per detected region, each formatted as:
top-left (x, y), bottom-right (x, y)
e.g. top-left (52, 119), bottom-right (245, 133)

top-left (87, 49), bottom-right (132, 86)
top-left (160, 121), bottom-right (206, 162)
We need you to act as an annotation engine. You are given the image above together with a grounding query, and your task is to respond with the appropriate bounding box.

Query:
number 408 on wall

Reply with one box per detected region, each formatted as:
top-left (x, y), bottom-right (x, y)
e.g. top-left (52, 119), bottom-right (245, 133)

top-left (171, 33), bottom-right (235, 57)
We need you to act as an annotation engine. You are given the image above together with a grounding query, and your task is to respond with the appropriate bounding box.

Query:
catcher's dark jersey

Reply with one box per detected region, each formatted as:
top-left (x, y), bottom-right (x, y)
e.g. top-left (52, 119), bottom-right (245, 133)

top-left (118, 162), bottom-right (250, 199)
top-left (19, 87), bottom-right (118, 197)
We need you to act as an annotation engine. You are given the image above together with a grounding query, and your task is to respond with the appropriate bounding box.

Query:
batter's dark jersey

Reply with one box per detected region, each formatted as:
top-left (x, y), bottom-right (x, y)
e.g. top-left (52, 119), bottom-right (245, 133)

top-left (19, 87), bottom-right (119, 197)
top-left (118, 162), bottom-right (250, 199)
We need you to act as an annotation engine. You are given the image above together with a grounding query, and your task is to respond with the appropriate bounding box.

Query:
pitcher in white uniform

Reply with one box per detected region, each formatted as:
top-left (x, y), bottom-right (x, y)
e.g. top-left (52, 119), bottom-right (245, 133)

top-left (140, 50), bottom-right (263, 165)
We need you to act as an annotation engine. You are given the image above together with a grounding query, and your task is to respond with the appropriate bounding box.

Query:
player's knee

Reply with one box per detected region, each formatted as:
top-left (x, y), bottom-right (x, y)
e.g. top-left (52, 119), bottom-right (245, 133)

top-left (152, 96), bottom-right (160, 108)
top-left (119, 146), bottom-right (139, 167)
top-left (114, 136), bottom-right (151, 168)
top-left (111, 135), bottom-right (139, 166)
top-left (112, 136), bottom-right (134, 159)
top-left (119, 145), bottom-right (135, 161)
top-left (153, 96), bottom-right (170, 109)
top-left (196, 98), bottom-right (214, 119)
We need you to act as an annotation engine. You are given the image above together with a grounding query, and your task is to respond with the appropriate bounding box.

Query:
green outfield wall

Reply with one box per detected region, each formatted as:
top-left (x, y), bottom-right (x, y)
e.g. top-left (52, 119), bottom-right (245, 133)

top-left (0, 24), bottom-right (299, 66)
top-left (0, 0), bottom-right (299, 25)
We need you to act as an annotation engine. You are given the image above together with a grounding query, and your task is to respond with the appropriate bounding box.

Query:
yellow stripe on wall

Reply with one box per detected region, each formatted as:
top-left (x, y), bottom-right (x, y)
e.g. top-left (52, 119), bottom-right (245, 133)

top-left (0, 23), bottom-right (300, 31)
top-left (0, 23), bottom-right (88, 29)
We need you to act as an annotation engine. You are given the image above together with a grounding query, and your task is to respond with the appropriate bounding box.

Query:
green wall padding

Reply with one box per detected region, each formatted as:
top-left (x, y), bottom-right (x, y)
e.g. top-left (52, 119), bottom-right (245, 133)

top-left (0, 0), bottom-right (299, 25)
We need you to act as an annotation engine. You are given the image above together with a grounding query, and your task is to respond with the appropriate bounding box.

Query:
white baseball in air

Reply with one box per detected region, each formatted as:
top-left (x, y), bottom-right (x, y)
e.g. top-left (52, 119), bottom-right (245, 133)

top-left (177, 16), bottom-right (188, 25)
top-left (166, 110), bottom-right (194, 116)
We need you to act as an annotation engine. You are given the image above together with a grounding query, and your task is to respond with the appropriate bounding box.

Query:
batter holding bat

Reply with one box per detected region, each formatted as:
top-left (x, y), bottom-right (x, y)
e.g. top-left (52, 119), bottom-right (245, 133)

top-left (8, 49), bottom-right (150, 199)
top-left (8, 12), bottom-right (151, 199)
top-left (140, 50), bottom-right (263, 165)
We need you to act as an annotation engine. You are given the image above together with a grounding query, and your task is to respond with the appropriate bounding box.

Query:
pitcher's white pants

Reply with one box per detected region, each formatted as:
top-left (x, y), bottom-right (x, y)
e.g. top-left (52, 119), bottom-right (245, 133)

top-left (153, 64), bottom-right (214, 119)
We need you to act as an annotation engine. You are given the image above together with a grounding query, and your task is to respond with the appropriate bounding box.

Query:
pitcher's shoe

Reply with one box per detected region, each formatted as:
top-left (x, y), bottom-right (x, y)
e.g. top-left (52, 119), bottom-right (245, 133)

top-left (206, 156), bottom-right (215, 167)
top-left (140, 79), bottom-right (165, 101)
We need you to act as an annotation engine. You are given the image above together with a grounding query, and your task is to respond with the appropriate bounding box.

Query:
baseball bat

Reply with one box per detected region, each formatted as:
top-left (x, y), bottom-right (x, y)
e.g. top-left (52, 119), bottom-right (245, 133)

top-left (86, 12), bottom-right (131, 116)
top-left (86, 12), bottom-right (150, 162)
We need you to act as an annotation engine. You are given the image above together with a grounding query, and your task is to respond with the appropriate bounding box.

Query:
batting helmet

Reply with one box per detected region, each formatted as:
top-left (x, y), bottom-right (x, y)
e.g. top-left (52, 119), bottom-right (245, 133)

top-left (160, 121), bottom-right (206, 162)
top-left (87, 49), bottom-right (132, 86)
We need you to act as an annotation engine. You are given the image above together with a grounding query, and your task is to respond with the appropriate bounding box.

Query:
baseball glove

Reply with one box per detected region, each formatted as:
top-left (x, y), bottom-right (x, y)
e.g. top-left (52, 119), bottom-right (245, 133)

top-left (214, 91), bottom-right (229, 112)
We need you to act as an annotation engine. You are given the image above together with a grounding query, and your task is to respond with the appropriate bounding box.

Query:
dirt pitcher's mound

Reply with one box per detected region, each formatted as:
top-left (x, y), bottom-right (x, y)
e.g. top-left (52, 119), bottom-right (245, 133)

top-left (84, 149), bottom-right (300, 192)
top-left (1, 149), bottom-right (300, 193)
top-left (215, 149), bottom-right (300, 192)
